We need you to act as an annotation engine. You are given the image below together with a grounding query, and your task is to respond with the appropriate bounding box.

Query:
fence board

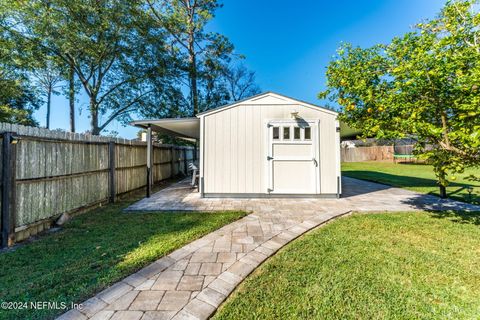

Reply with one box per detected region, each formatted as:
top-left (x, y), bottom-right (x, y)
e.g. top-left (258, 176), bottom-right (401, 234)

top-left (341, 146), bottom-right (393, 162)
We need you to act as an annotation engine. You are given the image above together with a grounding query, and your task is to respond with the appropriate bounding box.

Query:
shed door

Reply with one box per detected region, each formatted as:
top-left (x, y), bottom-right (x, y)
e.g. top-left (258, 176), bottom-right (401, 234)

top-left (267, 120), bottom-right (320, 194)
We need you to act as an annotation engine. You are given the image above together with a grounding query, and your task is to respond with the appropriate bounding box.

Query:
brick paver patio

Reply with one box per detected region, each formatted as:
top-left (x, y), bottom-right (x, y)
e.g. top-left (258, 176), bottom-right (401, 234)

top-left (58, 177), bottom-right (479, 320)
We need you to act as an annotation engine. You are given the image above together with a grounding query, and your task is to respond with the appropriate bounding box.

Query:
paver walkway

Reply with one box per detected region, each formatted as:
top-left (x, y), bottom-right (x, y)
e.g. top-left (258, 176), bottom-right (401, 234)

top-left (59, 177), bottom-right (479, 320)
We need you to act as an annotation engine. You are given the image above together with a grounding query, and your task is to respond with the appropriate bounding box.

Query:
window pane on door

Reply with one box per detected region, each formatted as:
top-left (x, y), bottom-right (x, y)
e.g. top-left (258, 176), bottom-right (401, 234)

top-left (273, 127), bottom-right (279, 139)
top-left (283, 127), bottom-right (290, 140)
top-left (294, 127), bottom-right (301, 140)
top-left (304, 127), bottom-right (311, 140)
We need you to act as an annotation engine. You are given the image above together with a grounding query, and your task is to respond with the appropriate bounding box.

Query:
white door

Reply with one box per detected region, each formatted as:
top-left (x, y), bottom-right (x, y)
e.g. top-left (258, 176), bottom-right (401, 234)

top-left (267, 120), bottom-right (320, 194)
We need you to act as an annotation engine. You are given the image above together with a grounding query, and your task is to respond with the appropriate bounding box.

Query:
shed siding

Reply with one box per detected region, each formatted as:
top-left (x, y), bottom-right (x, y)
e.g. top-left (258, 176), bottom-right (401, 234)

top-left (203, 103), bottom-right (339, 194)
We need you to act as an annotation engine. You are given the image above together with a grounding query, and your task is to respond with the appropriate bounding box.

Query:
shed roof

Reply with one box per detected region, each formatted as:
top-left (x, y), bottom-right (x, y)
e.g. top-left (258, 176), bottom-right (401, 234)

top-left (197, 91), bottom-right (338, 117)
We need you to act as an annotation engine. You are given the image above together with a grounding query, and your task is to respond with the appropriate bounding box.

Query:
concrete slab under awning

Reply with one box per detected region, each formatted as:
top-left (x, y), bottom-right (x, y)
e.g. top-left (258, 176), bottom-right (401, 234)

top-left (130, 118), bottom-right (200, 140)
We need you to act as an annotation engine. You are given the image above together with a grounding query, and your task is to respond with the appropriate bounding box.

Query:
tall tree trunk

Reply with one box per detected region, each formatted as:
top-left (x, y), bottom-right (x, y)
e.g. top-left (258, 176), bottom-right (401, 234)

top-left (438, 113), bottom-right (449, 199)
top-left (69, 64), bottom-right (75, 132)
top-left (90, 98), bottom-right (100, 135)
top-left (46, 85), bottom-right (52, 129)
top-left (439, 185), bottom-right (447, 198)
top-left (438, 170), bottom-right (447, 199)
top-left (188, 38), bottom-right (198, 115)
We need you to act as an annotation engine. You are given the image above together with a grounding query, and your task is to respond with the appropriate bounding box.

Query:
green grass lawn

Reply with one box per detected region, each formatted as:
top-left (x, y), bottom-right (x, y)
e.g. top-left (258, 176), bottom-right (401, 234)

top-left (342, 162), bottom-right (480, 204)
top-left (213, 211), bottom-right (480, 320)
top-left (0, 186), bottom-right (246, 320)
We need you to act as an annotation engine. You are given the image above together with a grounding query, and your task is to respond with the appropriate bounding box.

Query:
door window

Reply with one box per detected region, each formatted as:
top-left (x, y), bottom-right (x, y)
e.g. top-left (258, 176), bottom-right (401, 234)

top-left (294, 127), bottom-right (301, 140)
top-left (272, 127), bottom-right (279, 140)
top-left (270, 123), bottom-right (314, 142)
top-left (283, 126), bottom-right (290, 140)
top-left (304, 127), bottom-right (311, 140)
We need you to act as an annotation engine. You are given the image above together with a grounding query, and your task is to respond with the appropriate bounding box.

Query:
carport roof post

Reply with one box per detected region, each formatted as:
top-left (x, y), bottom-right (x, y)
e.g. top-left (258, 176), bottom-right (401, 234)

top-left (146, 125), bottom-right (152, 197)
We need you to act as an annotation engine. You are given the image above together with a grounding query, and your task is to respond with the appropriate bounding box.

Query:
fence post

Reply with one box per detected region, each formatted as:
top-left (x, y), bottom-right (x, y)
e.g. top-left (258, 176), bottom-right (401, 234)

top-left (1, 132), bottom-right (17, 248)
top-left (146, 126), bottom-right (152, 198)
top-left (170, 146), bottom-right (175, 177)
top-left (108, 141), bottom-right (116, 203)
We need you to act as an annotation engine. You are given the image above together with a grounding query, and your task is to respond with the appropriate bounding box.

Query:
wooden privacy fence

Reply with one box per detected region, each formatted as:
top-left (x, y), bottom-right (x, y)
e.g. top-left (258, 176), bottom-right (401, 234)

top-left (0, 123), bottom-right (195, 248)
top-left (341, 145), bottom-right (393, 162)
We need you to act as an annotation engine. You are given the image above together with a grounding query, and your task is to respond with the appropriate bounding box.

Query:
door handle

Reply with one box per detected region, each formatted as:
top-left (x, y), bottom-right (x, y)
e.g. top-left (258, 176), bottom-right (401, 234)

top-left (312, 158), bottom-right (318, 167)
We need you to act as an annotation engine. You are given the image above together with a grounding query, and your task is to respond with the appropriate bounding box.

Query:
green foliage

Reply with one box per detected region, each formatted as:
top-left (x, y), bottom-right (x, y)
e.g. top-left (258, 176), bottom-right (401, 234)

top-left (2, 0), bottom-right (184, 134)
top-left (215, 211), bottom-right (480, 320)
top-left (0, 55), bottom-right (40, 126)
top-left (321, 0), bottom-right (480, 188)
top-left (0, 104), bottom-right (37, 126)
top-left (0, 15), bottom-right (40, 126)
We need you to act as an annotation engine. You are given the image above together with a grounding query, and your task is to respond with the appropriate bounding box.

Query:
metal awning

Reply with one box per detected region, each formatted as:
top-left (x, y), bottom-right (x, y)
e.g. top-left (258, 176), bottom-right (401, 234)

top-left (130, 118), bottom-right (200, 140)
top-left (130, 117), bottom-right (200, 199)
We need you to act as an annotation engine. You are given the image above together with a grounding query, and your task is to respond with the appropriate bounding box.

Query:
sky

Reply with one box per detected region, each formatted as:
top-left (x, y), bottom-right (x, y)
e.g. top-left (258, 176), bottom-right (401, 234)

top-left (38, 0), bottom-right (444, 139)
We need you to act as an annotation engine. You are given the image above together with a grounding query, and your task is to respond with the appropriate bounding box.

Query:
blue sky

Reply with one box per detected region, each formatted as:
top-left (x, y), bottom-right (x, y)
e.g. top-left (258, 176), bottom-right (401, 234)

top-left (39, 0), bottom-right (444, 138)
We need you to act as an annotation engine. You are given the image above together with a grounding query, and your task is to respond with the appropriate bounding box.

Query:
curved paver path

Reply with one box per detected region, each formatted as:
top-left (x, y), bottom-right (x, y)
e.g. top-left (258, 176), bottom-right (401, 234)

top-left (58, 177), bottom-right (479, 320)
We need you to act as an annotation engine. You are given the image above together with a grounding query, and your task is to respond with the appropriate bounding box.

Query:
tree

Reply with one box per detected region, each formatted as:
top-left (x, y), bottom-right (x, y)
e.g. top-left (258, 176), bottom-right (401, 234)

top-left (198, 61), bottom-right (262, 109)
top-left (200, 56), bottom-right (229, 110)
top-left (147, 0), bottom-right (234, 115)
top-left (320, 0), bottom-right (480, 198)
top-left (197, 60), bottom-right (262, 111)
top-left (0, 79), bottom-right (39, 126)
top-left (0, 14), bottom-right (40, 126)
top-left (2, 0), bottom-right (78, 132)
top-left (2, 0), bottom-right (177, 135)
top-left (68, 63), bottom-right (75, 132)
top-left (0, 61), bottom-right (40, 126)
top-left (223, 63), bottom-right (261, 101)
top-left (33, 58), bottom-right (62, 129)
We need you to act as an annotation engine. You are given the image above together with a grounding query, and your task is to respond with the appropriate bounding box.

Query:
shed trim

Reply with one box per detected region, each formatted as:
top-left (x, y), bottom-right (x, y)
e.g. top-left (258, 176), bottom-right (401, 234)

top-left (197, 91), bottom-right (338, 117)
top-left (203, 193), bottom-right (339, 198)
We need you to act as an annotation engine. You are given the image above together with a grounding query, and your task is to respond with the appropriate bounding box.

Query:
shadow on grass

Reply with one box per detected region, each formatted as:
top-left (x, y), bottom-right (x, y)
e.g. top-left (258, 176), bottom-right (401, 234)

top-left (343, 170), bottom-right (473, 188)
top-left (343, 171), bottom-right (479, 204)
top-left (429, 210), bottom-right (480, 226)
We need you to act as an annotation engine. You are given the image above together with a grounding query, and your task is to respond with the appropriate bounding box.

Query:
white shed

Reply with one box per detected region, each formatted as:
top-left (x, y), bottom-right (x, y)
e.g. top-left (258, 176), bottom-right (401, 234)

top-left (132, 92), bottom-right (341, 198)
top-left (198, 92), bottom-right (341, 198)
